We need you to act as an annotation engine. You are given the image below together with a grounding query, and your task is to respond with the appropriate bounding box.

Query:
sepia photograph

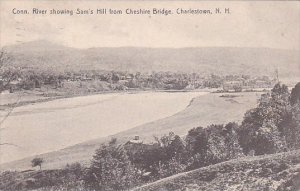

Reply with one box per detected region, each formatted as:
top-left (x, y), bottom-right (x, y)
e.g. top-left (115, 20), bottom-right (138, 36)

top-left (0, 0), bottom-right (300, 190)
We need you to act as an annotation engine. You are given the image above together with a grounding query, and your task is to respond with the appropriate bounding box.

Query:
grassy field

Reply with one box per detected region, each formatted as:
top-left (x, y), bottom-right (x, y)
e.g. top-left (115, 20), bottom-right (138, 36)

top-left (1, 92), bottom-right (262, 170)
top-left (132, 150), bottom-right (300, 191)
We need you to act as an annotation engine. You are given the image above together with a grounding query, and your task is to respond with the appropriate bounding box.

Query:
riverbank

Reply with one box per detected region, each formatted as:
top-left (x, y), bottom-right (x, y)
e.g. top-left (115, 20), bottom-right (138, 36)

top-left (0, 88), bottom-right (214, 110)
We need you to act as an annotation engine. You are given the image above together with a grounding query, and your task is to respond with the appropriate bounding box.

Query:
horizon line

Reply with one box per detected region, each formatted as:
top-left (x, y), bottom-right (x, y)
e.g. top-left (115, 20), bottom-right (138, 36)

top-left (1, 40), bottom-right (299, 51)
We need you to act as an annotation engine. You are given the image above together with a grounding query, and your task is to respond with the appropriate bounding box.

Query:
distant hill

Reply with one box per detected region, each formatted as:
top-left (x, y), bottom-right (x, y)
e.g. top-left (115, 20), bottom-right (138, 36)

top-left (4, 40), bottom-right (300, 78)
top-left (133, 149), bottom-right (300, 191)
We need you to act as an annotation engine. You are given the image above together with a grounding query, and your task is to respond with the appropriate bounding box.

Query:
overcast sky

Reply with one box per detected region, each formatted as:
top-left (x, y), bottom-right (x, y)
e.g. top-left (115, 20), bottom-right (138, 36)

top-left (0, 1), bottom-right (299, 50)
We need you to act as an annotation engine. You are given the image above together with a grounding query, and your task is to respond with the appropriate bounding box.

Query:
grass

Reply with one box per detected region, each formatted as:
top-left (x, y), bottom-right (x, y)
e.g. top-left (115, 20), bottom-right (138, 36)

top-left (132, 150), bottom-right (300, 191)
top-left (0, 169), bottom-right (85, 191)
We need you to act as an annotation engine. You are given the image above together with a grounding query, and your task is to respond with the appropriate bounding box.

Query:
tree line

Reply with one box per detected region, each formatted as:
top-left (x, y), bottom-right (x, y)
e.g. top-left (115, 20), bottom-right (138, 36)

top-left (0, 68), bottom-right (275, 93)
top-left (0, 50), bottom-right (274, 92)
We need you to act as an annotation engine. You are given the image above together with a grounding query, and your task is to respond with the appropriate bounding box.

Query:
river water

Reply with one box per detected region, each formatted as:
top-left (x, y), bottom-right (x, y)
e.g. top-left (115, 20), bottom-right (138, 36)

top-left (0, 91), bottom-right (208, 164)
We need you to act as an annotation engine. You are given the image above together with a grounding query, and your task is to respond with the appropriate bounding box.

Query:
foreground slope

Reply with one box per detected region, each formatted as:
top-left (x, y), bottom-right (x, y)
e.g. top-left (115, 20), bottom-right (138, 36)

top-left (133, 150), bottom-right (300, 191)
top-left (1, 150), bottom-right (299, 191)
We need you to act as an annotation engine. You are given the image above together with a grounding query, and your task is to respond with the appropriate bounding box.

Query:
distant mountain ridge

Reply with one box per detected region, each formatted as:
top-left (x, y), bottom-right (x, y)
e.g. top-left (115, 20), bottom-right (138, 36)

top-left (4, 40), bottom-right (300, 77)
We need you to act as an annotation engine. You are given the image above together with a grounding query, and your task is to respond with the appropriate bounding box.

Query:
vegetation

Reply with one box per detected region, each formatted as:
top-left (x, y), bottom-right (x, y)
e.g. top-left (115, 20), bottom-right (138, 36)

top-left (186, 123), bottom-right (244, 170)
top-left (1, 82), bottom-right (299, 190)
top-left (31, 158), bottom-right (44, 170)
top-left (133, 149), bottom-right (300, 191)
top-left (0, 56), bottom-right (275, 94)
top-left (0, 49), bottom-right (21, 93)
top-left (291, 82), bottom-right (300, 105)
top-left (0, 167), bottom-right (86, 191)
top-left (84, 138), bottom-right (140, 190)
top-left (239, 83), bottom-right (300, 154)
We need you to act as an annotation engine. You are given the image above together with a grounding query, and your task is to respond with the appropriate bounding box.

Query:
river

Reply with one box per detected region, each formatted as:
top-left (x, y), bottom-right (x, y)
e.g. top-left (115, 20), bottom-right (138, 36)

top-left (0, 91), bottom-right (208, 164)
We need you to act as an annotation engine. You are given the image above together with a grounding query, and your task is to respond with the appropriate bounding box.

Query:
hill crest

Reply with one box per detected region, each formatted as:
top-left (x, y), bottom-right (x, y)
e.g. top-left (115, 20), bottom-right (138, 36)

top-left (4, 41), bottom-right (299, 77)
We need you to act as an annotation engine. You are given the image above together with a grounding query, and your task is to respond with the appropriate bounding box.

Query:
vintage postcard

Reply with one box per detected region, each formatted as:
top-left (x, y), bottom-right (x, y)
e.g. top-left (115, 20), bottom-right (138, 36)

top-left (0, 1), bottom-right (299, 190)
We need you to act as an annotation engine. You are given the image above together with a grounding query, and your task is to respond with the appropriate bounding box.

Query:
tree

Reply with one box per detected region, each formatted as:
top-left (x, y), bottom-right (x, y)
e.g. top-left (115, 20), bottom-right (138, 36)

top-left (186, 126), bottom-right (208, 157)
top-left (255, 120), bottom-right (287, 155)
top-left (239, 83), bottom-right (294, 155)
top-left (186, 123), bottom-right (243, 170)
top-left (223, 123), bottom-right (244, 159)
top-left (31, 157), bottom-right (44, 170)
top-left (281, 82), bottom-right (300, 149)
top-left (203, 124), bottom-right (243, 164)
top-left (85, 138), bottom-right (140, 190)
top-left (291, 82), bottom-right (300, 105)
top-left (271, 83), bottom-right (291, 126)
top-left (233, 85), bottom-right (242, 92)
top-left (166, 135), bottom-right (187, 162)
